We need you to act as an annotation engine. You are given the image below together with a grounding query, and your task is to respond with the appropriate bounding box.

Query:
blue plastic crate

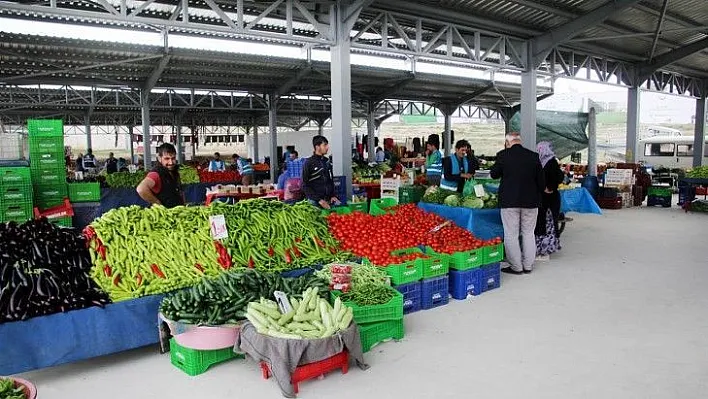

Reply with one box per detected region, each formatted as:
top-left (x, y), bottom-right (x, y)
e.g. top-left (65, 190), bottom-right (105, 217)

top-left (678, 184), bottom-right (695, 206)
top-left (647, 195), bottom-right (671, 208)
top-left (449, 268), bottom-right (482, 300)
top-left (421, 276), bottom-right (449, 310)
top-left (333, 175), bottom-right (347, 205)
top-left (480, 263), bottom-right (501, 293)
top-left (394, 281), bottom-right (422, 314)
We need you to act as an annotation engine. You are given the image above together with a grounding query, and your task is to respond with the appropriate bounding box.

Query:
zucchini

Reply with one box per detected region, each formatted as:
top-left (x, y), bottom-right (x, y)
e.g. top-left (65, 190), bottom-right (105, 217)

top-left (249, 302), bottom-right (282, 320)
top-left (277, 309), bottom-right (296, 326)
top-left (339, 308), bottom-right (353, 329)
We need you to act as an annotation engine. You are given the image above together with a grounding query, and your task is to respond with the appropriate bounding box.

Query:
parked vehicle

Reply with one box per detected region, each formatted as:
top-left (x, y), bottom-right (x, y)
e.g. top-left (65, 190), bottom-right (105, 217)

top-left (638, 136), bottom-right (708, 169)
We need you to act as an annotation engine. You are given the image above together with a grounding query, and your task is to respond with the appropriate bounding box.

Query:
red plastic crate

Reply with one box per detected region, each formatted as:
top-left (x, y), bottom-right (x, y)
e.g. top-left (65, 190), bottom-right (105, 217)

top-left (260, 350), bottom-right (349, 395)
top-left (33, 198), bottom-right (74, 219)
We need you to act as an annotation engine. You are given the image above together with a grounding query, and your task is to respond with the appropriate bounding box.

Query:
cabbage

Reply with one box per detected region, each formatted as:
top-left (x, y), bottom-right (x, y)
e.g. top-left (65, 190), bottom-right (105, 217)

top-left (425, 185), bottom-right (439, 196)
top-left (462, 196), bottom-right (484, 209)
top-left (444, 194), bottom-right (461, 207)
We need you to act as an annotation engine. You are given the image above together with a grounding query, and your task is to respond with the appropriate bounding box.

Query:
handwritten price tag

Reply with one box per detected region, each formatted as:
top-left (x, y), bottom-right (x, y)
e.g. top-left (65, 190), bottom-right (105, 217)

top-left (209, 214), bottom-right (228, 240)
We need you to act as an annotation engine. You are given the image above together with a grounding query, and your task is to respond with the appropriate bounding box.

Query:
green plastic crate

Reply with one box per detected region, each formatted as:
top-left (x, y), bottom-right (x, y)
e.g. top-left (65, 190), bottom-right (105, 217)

top-left (31, 166), bottom-right (66, 185)
top-left (29, 136), bottom-right (65, 154)
top-left (358, 318), bottom-right (404, 353)
top-left (27, 119), bottom-right (64, 137)
top-left (647, 186), bottom-right (672, 198)
top-left (30, 151), bottom-right (65, 168)
top-left (369, 197), bottom-right (398, 216)
top-left (331, 287), bottom-right (404, 324)
top-left (0, 167), bottom-right (32, 186)
top-left (35, 197), bottom-right (66, 211)
top-left (398, 186), bottom-right (425, 204)
top-left (349, 202), bottom-right (368, 213)
top-left (321, 205), bottom-right (352, 217)
top-left (34, 183), bottom-right (67, 199)
top-left (377, 248), bottom-right (424, 285)
top-left (420, 252), bottom-right (449, 279)
top-left (0, 182), bottom-right (33, 204)
top-left (169, 338), bottom-right (241, 376)
top-left (482, 243), bottom-right (504, 264)
top-left (68, 182), bottom-right (100, 202)
top-left (426, 246), bottom-right (483, 271)
top-left (0, 202), bottom-right (33, 223)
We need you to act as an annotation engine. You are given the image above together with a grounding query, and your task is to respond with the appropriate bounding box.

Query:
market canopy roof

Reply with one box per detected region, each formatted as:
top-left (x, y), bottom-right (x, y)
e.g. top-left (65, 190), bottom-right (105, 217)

top-left (0, 0), bottom-right (706, 127)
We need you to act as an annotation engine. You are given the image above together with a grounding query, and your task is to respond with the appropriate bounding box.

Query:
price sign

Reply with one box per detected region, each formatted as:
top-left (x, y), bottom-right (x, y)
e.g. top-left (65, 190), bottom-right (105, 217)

top-left (474, 184), bottom-right (486, 198)
top-left (209, 214), bottom-right (228, 240)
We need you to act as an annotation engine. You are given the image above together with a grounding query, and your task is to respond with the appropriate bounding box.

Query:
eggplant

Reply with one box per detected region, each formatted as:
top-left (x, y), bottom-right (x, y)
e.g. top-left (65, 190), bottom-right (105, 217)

top-left (0, 219), bottom-right (113, 324)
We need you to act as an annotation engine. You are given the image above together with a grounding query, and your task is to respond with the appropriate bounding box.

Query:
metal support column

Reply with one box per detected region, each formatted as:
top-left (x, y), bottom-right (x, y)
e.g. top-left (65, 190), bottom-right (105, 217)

top-left (318, 121), bottom-right (324, 135)
top-left (268, 95), bottom-right (278, 181)
top-left (626, 87), bottom-right (640, 163)
top-left (367, 101), bottom-right (376, 163)
top-left (84, 114), bottom-right (92, 151)
top-left (253, 118), bottom-right (260, 162)
top-left (141, 90), bottom-right (151, 166)
top-left (175, 114), bottom-right (183, 164)
top-left (128, 124), bottom-right (135, 164)
top-left (520, 45), bottom-right (537, 149)
top-left (441, 104), bottom-right (453, 155)
top-left (588, 107), bottom-right (598, 177)
top-left (330, 3), bottom-right (353, 197)
top-left (694, 95), bottom-right (706, 167)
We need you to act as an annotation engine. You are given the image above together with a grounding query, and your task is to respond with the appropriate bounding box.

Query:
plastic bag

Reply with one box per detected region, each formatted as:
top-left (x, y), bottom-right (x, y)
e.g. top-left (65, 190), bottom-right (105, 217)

top-left (463, 178), bottom-right (477, 197)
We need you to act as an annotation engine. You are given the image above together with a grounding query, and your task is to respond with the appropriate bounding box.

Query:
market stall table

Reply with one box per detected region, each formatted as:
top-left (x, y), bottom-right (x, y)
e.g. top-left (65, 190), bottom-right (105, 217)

top-left (97, 182), bottom-right (229, 217)
top-left (418, 188), bottom-right (601, 239)
top-left (0, 294), bottom-right (163, 375)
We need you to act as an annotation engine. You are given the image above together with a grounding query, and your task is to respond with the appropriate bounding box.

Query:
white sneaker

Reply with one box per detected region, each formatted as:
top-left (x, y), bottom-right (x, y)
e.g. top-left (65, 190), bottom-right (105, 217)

top-left (535, 255), bottom-right (550, 262)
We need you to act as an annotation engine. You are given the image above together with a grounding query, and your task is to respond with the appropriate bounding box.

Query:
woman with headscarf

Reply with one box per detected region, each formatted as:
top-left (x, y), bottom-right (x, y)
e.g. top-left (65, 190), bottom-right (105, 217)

top-left (535, 141), bottom-right (564, 260)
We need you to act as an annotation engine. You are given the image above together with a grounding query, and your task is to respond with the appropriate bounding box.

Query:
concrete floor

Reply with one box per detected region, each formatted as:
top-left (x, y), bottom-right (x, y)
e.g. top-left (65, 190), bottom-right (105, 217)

top-left (17, 205), bottom-right (708, 399)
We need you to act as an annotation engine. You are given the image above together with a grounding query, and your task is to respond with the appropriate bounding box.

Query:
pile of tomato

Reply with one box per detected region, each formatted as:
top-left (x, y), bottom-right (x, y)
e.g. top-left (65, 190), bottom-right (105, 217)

top-left (198, 169), bottom-right (240, 183)
top-left (326, 204), bottom-right (501, 266)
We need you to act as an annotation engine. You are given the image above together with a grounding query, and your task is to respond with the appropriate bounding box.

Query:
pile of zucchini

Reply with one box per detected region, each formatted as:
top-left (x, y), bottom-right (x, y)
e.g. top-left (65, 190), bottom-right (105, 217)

top-left (246, 287), bottom-right (353, 339)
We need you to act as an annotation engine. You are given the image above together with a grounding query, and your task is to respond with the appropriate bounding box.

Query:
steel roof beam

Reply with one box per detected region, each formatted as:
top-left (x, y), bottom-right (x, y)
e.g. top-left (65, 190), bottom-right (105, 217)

top-left (275, 66), bottom-right (313, 97)
top-left (648, 0), bottom-right (670, 62)
top-left (143, 54), bottom-right (172, 91)
top-left (635, 37), bottom-right (708, 82)
top-left (530, 0), bottom-right (643, 67)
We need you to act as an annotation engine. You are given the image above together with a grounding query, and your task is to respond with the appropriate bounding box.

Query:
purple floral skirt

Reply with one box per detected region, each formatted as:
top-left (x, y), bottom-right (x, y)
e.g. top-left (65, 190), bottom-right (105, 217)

top-left (536, 209), bottom-right (561, 256)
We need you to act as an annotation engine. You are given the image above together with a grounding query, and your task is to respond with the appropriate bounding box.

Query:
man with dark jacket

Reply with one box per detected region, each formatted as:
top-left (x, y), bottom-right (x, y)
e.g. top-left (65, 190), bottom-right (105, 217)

top-left (490, 133), bottom-right (545, 275)
top-left (136, 143), bottom-right (185, 208)
top-left (302, 135), bottom-right (341, 209)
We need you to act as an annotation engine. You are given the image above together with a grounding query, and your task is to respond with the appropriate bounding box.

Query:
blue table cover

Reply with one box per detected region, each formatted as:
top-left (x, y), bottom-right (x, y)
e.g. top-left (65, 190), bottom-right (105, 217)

top-left (0, 294), bottom-right (163, 375)
top-left (560, 188), bottom-right (602, 215)
top-left (98, 183), bottom-right (218, 217)
top-left (418, 203), bottom-right (504, 240)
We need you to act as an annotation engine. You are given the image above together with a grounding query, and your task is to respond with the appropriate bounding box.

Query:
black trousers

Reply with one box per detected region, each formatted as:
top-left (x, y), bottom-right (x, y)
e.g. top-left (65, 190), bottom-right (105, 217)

top-left (535, 191), bottom-right (561, 237)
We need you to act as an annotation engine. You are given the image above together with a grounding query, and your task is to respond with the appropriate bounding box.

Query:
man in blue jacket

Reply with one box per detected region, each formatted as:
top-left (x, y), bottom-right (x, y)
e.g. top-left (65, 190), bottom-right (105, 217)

top-left (440, 140), bottom-right (474, 193)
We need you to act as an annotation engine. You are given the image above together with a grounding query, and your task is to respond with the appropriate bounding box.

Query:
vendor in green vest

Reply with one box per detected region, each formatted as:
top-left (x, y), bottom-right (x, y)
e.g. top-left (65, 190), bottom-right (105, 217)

top-left (440, 139), bottom-right (474, 193)
top-left (425, 135), bottom-right (443, 186)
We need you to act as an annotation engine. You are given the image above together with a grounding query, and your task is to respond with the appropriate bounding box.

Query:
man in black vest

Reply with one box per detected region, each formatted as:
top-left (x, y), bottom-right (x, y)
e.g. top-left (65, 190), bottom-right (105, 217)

top-left (137, 143), bottom-right (185, 208)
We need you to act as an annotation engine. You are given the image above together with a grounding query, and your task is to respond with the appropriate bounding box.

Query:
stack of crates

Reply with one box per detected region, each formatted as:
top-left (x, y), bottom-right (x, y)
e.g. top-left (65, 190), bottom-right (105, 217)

top-left (423, 241), bottom-right (503, 301)
top-left (28, 120), bottom-right (69, 225)
top-left (647, 186), bottom-right (672, 208)
top-left (389, 247), bottom-right (450, 312)
top-left (0, 167), bottom-right (34, 223)
top-left (332, 286), bottom-right (404, 353)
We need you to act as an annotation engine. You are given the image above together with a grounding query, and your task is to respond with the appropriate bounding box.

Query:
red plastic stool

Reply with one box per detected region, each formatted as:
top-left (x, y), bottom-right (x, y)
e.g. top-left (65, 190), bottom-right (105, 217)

top-left (260, 350), bottom-right (349, 395)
